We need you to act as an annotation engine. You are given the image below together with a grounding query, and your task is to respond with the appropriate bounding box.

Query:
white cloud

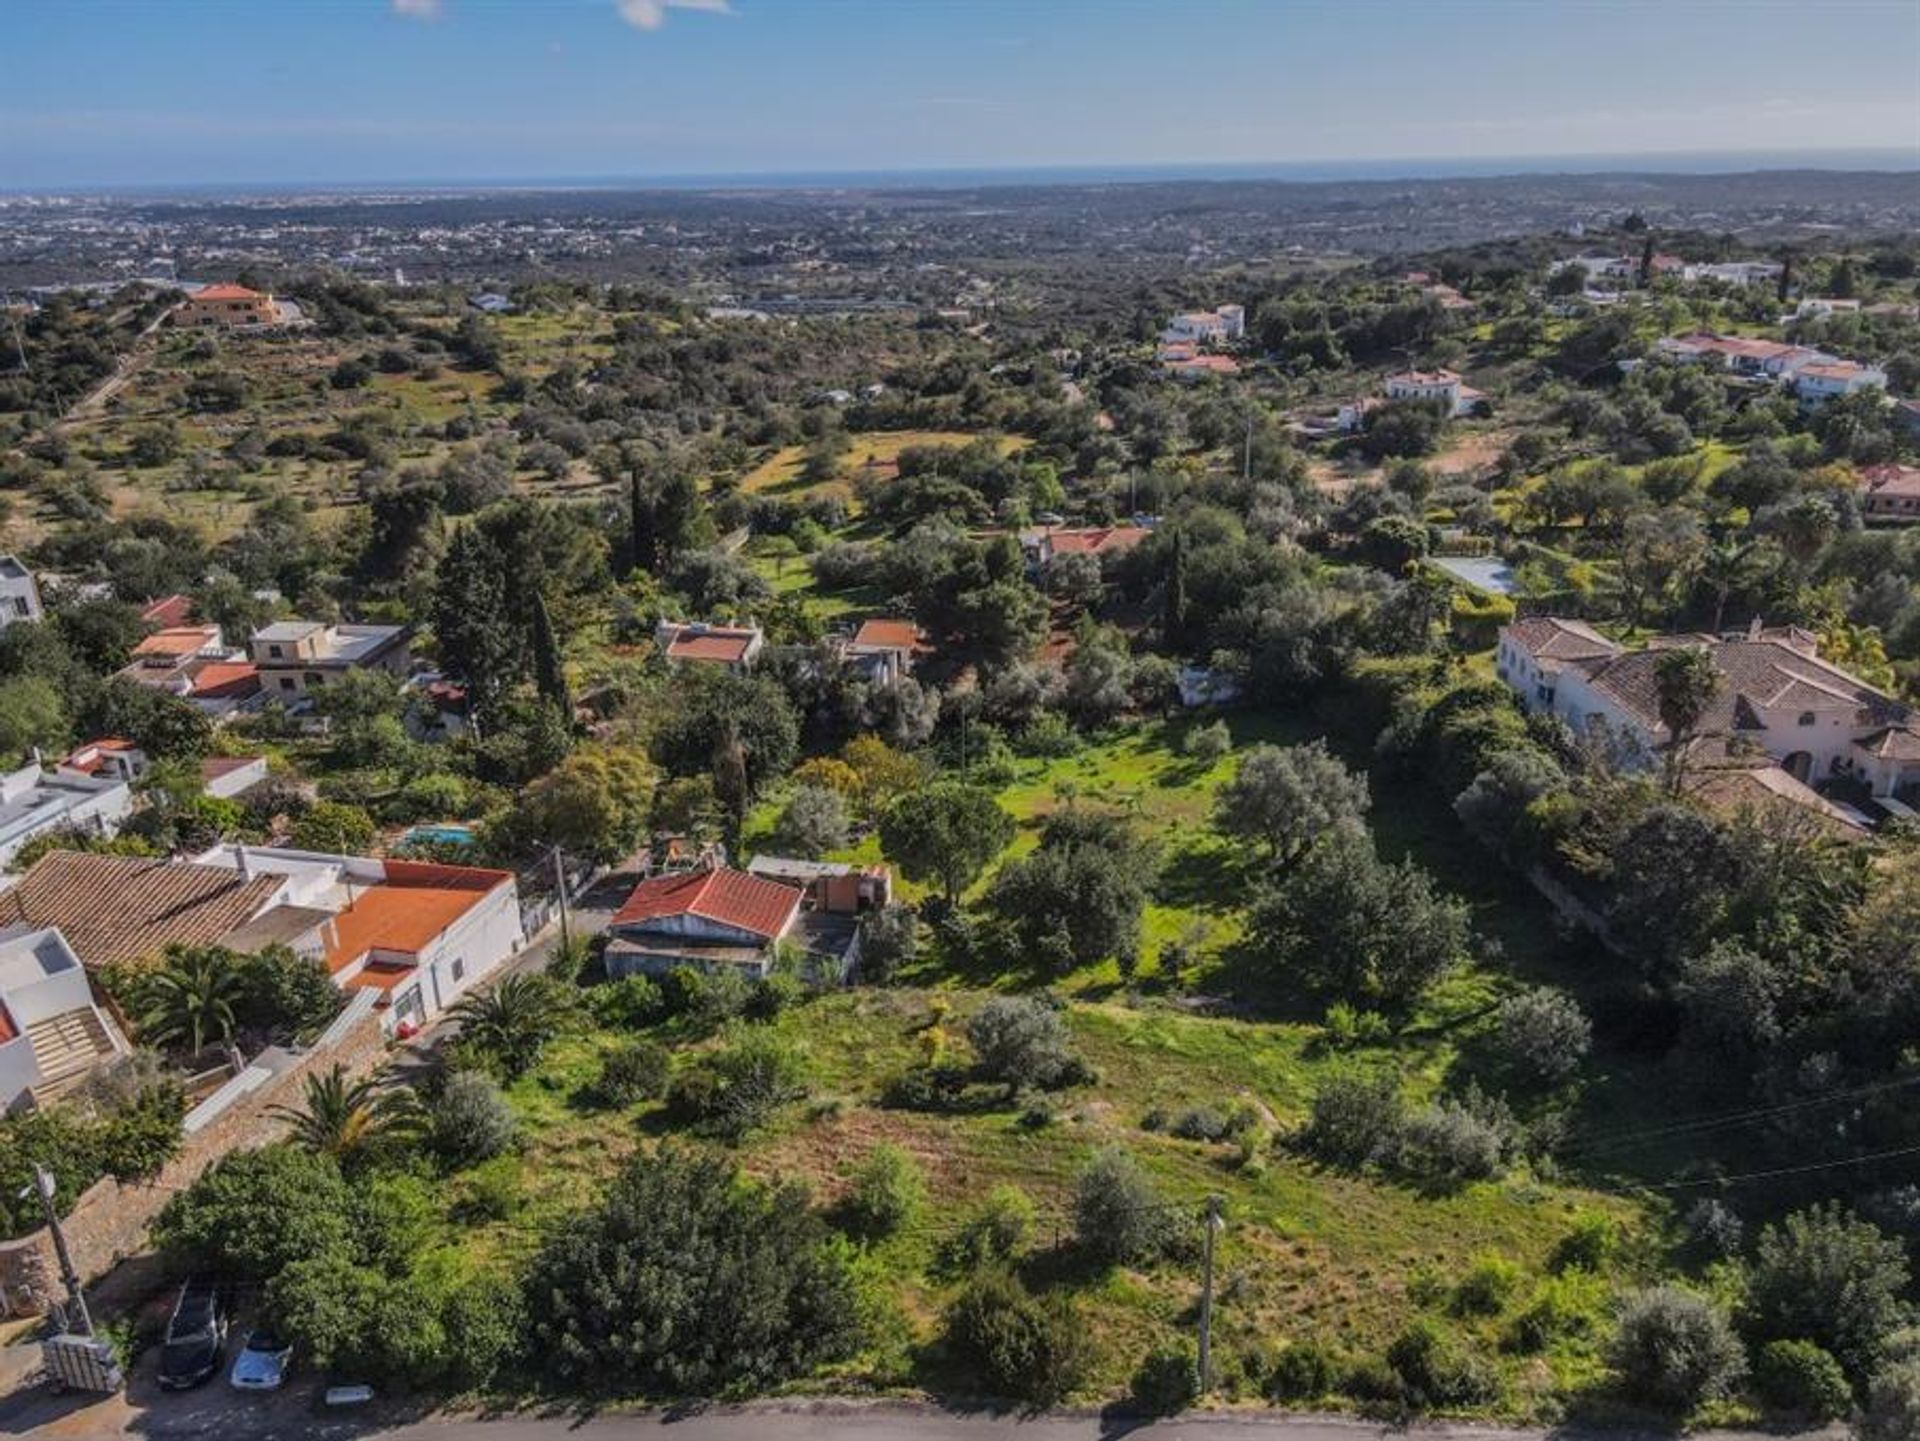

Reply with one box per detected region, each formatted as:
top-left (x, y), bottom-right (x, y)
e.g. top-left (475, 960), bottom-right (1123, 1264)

top-left (613, 0), bottom-right (731, 31)
top-left (391, 0), bottom-right (443, 19)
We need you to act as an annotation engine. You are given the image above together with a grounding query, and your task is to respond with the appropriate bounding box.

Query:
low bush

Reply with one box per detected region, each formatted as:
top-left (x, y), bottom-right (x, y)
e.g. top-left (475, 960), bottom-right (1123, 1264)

top-left (1491, 986), bottom-right (1591, 1088)
top-left (1396, 1095), bottom-right (1513, 1187)
top-left (841, 1144), bottom-right (925, 1240)
top-left (1452, 1257), bottom-right (1523, 1317)
top-left (943, 1185), bottom-right (1035, 1272)
top-left (1385, 1321), bottom-right (1499, 1411)
top-left (1752, 1338), bottom-right (1853, 1422)
top-left (429, 1070), bottom-right (518, 1169)
top-left (595, 1041), bottom-right (672, 1107)
top-left (1608, 1286), bottom-right (1745, 1413)
top-left (1129, 1344), bottom-right (1200, 1415)
top-left (944, 1270), bottom-right (1088, 1406)
top-left (1551, 1213), bottom-right (1619, 1273)
top-left (1267, 1340), bottom-right (1339, 1402)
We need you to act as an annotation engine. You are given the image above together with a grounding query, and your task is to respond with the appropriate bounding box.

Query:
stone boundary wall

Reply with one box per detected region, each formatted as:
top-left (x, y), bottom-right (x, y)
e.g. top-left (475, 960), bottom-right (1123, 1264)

top-left (0, 1002), bottom-right (389, 1319)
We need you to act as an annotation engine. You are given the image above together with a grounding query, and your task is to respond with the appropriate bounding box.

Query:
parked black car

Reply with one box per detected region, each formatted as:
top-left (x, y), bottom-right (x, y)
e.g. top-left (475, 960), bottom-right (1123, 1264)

top-left (158, 1279), bottom-right (228, 1390)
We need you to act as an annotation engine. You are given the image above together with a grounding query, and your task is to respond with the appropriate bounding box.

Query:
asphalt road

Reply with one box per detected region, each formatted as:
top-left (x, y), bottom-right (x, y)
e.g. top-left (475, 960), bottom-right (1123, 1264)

top-left (0, 1389), bottom-right (1848, 1441)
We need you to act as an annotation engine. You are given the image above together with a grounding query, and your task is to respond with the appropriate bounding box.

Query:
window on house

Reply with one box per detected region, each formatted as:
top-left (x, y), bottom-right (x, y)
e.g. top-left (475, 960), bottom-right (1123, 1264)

top-left (267, 644), bottom-right (282, 658)
top-left (1798, 711), bottom-right (1816, 726)
top-left (278, 677), bottom-right (296, 692)
top-left (451, 957), bottom-right (465, 982)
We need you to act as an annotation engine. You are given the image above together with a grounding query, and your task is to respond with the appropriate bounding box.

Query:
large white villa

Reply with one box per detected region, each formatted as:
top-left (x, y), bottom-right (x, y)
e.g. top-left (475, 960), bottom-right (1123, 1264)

top-left (1497, 617), bottom-right (1920, 818)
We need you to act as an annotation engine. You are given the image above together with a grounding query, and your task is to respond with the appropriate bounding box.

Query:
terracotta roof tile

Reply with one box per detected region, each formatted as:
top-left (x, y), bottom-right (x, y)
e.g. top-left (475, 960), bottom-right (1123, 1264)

top-left (6, 852), bottom-right (283, 969)
top-left (612, 867), bottom-right (800, 942)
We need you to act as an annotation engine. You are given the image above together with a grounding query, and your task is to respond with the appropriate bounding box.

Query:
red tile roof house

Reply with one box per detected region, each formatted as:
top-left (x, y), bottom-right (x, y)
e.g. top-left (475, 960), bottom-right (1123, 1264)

top-left (653, 620), bottom-right (765, 673)
top-left (1018, 524), bottom-right (1154, 571)
top-left (189, 845), bottom-right (525, 1036)
top-left (1497, 617), bottom-right (1920, 816)
top-left (1861, 464), bottom-right (1920, 524)
top-left (604, 862), bottom-right (863, 983)
top-left (6, 847), bottom-right (524, 1038)
top-left (843, 618), bottom-right (927, 686)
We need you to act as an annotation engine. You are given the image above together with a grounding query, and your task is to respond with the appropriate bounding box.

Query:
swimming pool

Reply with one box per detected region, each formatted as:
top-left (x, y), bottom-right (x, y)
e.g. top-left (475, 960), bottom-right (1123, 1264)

top-left (1431, 555), bottom-right (1519, 596)
top-left (400, 823), bottom-right (476, 848)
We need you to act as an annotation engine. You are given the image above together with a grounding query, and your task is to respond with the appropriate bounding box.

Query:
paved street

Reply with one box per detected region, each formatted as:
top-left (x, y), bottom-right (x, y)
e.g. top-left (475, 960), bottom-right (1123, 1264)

top-left (0, 1386), bottom-right (1849, 1441)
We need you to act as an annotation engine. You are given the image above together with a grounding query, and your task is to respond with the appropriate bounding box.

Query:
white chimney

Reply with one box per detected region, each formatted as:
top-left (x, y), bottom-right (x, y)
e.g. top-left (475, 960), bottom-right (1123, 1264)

top-left (235, 844), bottom-right (251, 882)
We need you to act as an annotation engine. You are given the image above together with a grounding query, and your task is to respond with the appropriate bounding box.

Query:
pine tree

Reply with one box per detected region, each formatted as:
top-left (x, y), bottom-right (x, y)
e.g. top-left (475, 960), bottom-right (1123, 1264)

top-left (530, 589), bottom-right (572, 722)
top-left (432, 526), bottom-right (522, 727)
top-left (1162, 527), bottom-right (1190, 653)
top-left (628, 464), bottom-right (654, 576)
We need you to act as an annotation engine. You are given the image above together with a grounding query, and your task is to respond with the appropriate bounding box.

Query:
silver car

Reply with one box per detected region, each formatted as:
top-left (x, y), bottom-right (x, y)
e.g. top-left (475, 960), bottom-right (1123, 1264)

top-left (228, 1329), bottom-right (292, 1391)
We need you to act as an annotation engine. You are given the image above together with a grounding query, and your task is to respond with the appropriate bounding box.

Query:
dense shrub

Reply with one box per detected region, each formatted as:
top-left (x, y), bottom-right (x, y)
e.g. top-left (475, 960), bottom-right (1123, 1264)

top-left (1747, 1204), bottom-right (1912, 1381)
top-left (1608, 1287), bottom-right (1745, 1412)
top-left (1385, 1321), bottom-right (1499, 1410)
top-left (590, 974), bottom-right (666, 1029)
top-left (1490, 987), bottom-right (1591, 1088)
top-left (1861, 1349), bottom-right (1920, 1441)
top-left (944, 1185), bottom-right (1035, 1271)
top-left (596, 1041), bottom-right (672, 1107)
top-left (1452, 1256), bottom-right (1523, 1317)
top-left (1552, 1214), bottom-right (1619, 1274)
top-left (429, 1071), bottom-right (518, 1169)
top-left (1267, 1340), bottom-right (1339, 1402)
top-left (1074, 1147), bottom-right (1183, 1268)
top-left (524, 1146), bottom-right (862, 1393)
top-left (841, 1144), bottom-right (925, 1239)
top-left (667, 1028), bottom-right (811, 1139)
top-left (1397, 1094), bottom-right (1514, 1187)
top-left (1752, 1339), bottom-right (1853, 1422)
top-left (967, 995), bottom-right (1077, 1092)
top-left (1129, 1344), bottom-right (1200, 1415)
top-left (943, 1270), bottom-right (1088, 1406)
top-left (154, 1144), bottom-right (355, 1283)
top-left (855, 903), bottom-right (919, 985)
top-left (1299, 1071), bottom-right (1404, 1167)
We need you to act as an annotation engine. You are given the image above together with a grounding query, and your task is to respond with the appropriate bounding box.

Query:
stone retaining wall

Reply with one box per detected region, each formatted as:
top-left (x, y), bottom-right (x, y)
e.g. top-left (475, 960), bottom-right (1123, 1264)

top-left (0, 1004), bottom-right (389, 1319)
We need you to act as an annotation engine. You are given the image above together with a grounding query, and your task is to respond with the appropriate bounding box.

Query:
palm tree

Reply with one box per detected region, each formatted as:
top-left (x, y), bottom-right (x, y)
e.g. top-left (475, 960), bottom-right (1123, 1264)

top-left (1655, 645), bottom-right (1723, 797)
top-left (447, 974), bottom-right (571, 1080)
top-left (269, 1064), bottom-right (421, 1162)
top-left (137, 946), bottom-right (244, 1057)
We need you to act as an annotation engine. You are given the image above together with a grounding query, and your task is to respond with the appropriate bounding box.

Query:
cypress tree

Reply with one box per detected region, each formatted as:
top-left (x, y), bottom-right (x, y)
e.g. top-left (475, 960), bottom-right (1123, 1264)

top-left (531, 588), bottom-right (571, 721)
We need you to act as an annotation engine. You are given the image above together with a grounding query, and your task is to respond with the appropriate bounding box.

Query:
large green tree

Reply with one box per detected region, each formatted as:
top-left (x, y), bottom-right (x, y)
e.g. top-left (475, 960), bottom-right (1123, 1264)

top-left (524, 1145), bottom-right (862, 1392)
top-left (879, 782), bottom-right (1014, 904)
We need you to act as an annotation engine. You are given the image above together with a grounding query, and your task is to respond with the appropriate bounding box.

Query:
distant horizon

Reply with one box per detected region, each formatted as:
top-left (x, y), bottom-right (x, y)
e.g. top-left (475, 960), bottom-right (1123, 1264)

top-left (9, 1), bottom-right (1916, 192)
top-left (7, 147), bottom-right (1919, 201)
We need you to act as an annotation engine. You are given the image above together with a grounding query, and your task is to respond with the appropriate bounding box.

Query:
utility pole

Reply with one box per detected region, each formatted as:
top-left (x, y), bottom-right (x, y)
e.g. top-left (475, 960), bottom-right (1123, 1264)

top-left (550, 845), bottom-right (573, 958)
top-left (1197, 1194), bottom-right (1223, 1394)
top-left (1242, 413), bottom-right (1254, 483)
top-left (31, 1165), bottom-right (93, 1338)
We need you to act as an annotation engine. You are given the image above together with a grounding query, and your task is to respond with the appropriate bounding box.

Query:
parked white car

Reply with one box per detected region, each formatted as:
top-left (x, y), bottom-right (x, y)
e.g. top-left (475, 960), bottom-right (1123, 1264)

top-left (228, 1330), bottom-right (292, 1391)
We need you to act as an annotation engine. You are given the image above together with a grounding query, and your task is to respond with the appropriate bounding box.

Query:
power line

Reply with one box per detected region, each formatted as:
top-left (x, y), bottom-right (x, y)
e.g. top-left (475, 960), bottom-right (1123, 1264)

top-left (1651, 1141), bottom-right (1920, 1192)
top-left (1558, 1072), bottom-right (1920, 1160)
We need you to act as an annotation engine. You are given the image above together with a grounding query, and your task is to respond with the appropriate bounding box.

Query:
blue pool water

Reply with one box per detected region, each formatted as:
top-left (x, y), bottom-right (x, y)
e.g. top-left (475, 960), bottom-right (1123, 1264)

top-left (1431, 556), bottom-right (1518, 596)
top-left (401, 824), bottom-right (476, 848)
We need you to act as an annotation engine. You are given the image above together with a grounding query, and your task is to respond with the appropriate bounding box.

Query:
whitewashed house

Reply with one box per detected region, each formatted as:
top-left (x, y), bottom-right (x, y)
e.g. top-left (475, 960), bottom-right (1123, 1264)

top-left (0, 926), bottom-right (129, 1113)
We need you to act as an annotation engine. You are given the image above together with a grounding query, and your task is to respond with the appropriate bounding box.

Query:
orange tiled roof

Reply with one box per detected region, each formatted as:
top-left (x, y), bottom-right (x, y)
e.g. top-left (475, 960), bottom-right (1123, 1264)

top-left (133, 625), bottom-right (218, 659)
top-left (850, 619), bottom-right (923, 652)
top-left (188, 661), bottom-right (260, 699)
top-left (140, 594), bottom-right (194, 629)
top-left (321, 861), bottom-right (510, 975)
top-left (6, 852), bottom-right (283, 968)
top-left (613, 867), bottom-right (800, 942)
top-left (667, 632), bottom-right (754, 664)
top-left (192, 283), bottom-right (267, 302)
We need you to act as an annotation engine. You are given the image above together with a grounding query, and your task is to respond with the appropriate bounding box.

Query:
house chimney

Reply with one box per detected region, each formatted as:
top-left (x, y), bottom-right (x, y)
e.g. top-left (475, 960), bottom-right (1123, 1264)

top-left (1747, 616), bottom-right (1763, 641)
top-left (235, 844), bottom-right (251, 881)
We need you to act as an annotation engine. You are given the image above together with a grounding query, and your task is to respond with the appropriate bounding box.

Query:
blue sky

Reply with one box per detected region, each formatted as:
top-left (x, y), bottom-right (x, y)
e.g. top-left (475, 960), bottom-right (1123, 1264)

top-left (4, 0), bottom-right (1918, 187)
